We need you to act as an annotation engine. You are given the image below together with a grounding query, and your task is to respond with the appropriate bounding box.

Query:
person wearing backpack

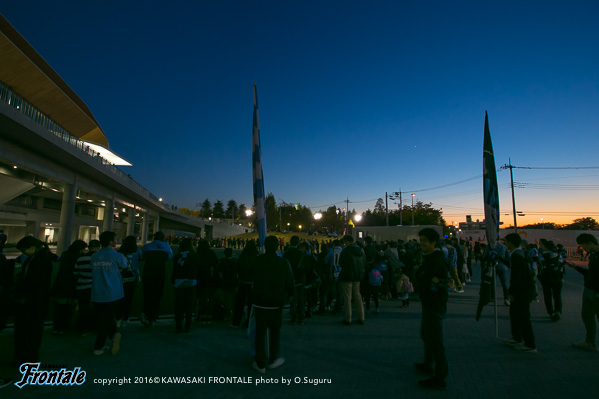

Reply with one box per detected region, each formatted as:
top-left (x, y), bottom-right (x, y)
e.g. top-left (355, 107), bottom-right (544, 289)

top-left (398, 270), bottom-right (414, 308)
top-left (538, 240), bottom-right (565, 321)
top-left (172, 238), bottom-right (199, 333)
top-left (325, 239), bottom-right (344, 314)
top-left (444, 240), bottom-right (464, 293)
top-left (503, 233), bottom-right (537, 353)
top-left (364, 260), bottom-right (383, 314)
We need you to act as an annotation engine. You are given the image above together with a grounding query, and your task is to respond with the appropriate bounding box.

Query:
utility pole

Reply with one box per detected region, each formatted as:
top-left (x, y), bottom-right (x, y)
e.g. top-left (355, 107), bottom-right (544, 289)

top-left (385, 192), bottom-right (389, 226)
top-left (346, 197), bottom-right (350, 233)
top-left (399, 191), bottom-right (403, 226)
top-left (503, 158), bottom-right (518, 232)
top-left (411, 193), bottom-right (416, 225)
top-left (389, 190), bottom-right (403, 226)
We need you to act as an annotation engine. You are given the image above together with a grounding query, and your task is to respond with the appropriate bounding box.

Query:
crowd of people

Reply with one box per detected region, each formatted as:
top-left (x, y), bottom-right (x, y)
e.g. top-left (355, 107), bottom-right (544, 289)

top-left (0, 229), bottom-right (598, 391)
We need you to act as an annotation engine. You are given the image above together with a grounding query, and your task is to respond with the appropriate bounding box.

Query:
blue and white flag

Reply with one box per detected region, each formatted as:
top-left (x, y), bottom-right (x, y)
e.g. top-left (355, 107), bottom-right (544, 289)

top-left (252, 84), bottom-right (267, 251)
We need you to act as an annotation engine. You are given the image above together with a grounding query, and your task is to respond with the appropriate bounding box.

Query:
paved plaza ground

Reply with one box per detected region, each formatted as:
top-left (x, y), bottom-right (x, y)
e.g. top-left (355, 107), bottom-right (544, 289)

top-left (1, 260), bottom-right (597, 399)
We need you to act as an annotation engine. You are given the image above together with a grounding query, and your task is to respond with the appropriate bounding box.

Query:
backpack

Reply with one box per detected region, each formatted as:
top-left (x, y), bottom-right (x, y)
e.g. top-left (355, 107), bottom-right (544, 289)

top-left (331, 247), bottom-right (342, 280)
top-left (333, 265), bottom-right (341, 281)
top-left (368, 268), bottom-right (383, 287)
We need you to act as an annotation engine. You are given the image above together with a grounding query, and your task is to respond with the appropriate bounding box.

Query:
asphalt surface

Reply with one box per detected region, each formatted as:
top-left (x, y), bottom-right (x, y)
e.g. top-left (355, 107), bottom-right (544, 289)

top-left (1, 260), bottom-right (597, 399)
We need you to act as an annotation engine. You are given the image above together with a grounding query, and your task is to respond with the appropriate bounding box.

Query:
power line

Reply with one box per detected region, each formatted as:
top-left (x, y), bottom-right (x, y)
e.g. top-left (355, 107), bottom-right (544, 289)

top-left (511, 166), bottom-right (599, 170)
top-left (402, 174), bottom-right (482, 193)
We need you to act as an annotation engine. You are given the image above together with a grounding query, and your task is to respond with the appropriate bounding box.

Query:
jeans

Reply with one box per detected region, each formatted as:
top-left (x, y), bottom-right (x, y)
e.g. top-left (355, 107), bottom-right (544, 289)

top-left (509, 298), bottom-right (535, 348)
top-left (232, 283), bottom-right (252, 326)
top-left (75, 289), bottom-right (93, 332)
top-left (421, 309), bottom-right (448, 381)
top-left (496, 269), bottom-right (510, 299)
top-left (174, 286), bottom-right (195, 331)
top-left (254, 307), bottom-right (283, 369)
top-left (14, 302), bottom-right (47, 364)
top-left (93, 300), bottom-right (120, 350)
top-left (142, 265), bottom-right (166, 323)
top-left (581, 288), bottom-right (599, 344)
top-left (290, 285), bottom-right (305, 323)
top-left (364, 285), bottom-right (380, 310)
top-left (117, 283), bottom-right (137, 322)
top-left (541, 280), bottom-right (563, 315)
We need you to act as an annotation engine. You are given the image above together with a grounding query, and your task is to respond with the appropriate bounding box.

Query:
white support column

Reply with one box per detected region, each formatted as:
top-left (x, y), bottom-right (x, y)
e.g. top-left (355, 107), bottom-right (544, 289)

top-left (103, 195), bottom-right (115, 232)
top-left (141, 212), bottom-right (149, 245)
top-left (127, 206), bottom-right (136, 237)
top-left (57, 176), bottom-right (78, 254)
top-left (153, 217), bottom-right (160, 235)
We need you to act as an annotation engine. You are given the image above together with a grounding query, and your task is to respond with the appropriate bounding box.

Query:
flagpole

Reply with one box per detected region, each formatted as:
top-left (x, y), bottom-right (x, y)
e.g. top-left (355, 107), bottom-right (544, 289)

top-left (482, 111), bottom-right (500, 337)
top-left (252, 83), bottom-right (267, 252)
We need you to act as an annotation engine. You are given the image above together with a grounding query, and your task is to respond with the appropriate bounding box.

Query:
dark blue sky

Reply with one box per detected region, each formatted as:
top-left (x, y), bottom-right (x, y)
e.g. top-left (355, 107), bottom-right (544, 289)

top-left (2, 1), bottom-right (599, 225)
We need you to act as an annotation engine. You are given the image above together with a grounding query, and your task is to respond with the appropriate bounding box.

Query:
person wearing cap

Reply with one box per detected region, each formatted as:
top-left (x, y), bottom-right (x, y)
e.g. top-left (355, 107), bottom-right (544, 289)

top-left (538, 239), bottom-right (565, 321)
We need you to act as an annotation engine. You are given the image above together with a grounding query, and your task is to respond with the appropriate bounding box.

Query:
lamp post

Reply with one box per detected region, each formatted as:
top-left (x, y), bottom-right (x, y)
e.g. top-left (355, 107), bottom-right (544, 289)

top-left (411, 193), bottom-right (416, 225)
top-left (541, 218), bottom-right (544, 230)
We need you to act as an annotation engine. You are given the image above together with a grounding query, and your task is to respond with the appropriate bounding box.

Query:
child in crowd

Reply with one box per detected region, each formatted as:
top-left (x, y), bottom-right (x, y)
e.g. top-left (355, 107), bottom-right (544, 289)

top-left (397, 270), bottom-right (414, 308)
top-left (365, 263), bottom-right (383, 314)
top-left (462, 262), bottom-right (471, 283)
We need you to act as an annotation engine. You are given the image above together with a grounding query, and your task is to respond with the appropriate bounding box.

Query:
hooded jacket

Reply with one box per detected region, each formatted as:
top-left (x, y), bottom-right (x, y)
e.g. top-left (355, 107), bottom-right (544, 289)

top-left (339, 245), bottom-right (366, 282)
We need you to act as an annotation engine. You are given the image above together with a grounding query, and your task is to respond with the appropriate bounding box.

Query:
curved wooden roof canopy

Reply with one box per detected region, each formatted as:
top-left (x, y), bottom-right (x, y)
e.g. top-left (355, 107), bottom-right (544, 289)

top-left (0, 14), bottom-right (109, 146)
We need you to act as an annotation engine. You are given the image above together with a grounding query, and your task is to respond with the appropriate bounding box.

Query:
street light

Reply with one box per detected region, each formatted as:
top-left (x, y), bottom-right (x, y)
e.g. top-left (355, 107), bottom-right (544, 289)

top-left (541, 218), bottom-right (544, 230)
top-left (354, 214), bottom-right (362, 222)
top-left (411, 193), bottom-right (416, 225)
top-left (314, 212), bottom-right (323, 220)
top-left (245, 209), bottom-right (254, 217)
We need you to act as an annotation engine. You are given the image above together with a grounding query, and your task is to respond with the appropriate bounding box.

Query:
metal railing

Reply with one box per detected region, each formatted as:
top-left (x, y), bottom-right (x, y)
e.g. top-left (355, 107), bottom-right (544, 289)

top-left (0, 79), bottom-right (161, 204)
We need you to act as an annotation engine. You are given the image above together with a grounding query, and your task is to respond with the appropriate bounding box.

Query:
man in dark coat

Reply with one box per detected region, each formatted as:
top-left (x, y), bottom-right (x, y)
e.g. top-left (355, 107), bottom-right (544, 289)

top-left (251, 235), bottom-right (294, 373)
top-left (339, 235), bottom-right (366, 325)
top-left (504, 233), bottom-right (536, 352)
top-left (415, 228), bottom-right (448, 390)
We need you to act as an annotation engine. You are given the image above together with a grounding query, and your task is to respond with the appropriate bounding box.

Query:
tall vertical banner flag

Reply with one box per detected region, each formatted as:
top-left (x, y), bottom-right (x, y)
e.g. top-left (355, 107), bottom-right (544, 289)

top-left (483, 111), bottom-right (499, 249)
top-left (252, 84), bottom-right (267, 251)
top-left (477, 111), bottom-right (501, 333)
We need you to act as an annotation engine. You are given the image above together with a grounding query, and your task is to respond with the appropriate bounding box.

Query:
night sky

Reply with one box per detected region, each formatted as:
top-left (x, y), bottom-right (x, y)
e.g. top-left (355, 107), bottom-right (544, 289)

top-left (2, 1), bottom-right (598, 226)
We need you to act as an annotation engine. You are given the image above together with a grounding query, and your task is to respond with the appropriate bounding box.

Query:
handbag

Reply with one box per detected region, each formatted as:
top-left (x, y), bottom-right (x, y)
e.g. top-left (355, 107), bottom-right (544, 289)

top-left (121, 256), bottom-right (137, 285)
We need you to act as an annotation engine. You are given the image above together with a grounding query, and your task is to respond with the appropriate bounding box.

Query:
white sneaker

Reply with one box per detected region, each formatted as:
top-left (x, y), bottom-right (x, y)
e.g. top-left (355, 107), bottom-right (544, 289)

top-left (516, 344), bottom-right (537, 353)
top-left (93, 349), bottom-right (105, 356)
top-left (252, 361), bottom-right (265, 374)
top-left (267, 357), bottom-right (285, 369)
